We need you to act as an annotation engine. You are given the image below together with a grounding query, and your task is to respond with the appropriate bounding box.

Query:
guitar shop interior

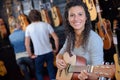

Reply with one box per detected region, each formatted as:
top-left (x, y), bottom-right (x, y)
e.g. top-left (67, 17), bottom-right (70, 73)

top-left (0, 0), bottom-right (120, 80)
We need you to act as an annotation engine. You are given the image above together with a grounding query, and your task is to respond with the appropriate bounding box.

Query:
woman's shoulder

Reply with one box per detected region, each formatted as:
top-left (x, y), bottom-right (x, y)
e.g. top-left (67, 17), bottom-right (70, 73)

top-left (90, 30), bottom-right (101, 39)
top-left (89, 30), bottom-right (103, 43)
top-left (87, 30), bottom-right (103, 50)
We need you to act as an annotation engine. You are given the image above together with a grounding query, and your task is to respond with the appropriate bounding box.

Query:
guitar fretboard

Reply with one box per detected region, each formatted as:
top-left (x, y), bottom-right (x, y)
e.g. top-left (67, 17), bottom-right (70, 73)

top-left (68, 65), bottom-right (94, 73)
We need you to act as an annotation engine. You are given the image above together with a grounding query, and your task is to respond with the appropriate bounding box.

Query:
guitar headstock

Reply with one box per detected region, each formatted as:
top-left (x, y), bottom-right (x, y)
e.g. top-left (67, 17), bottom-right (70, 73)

top-left (93, 64), bottom-right (115, 79)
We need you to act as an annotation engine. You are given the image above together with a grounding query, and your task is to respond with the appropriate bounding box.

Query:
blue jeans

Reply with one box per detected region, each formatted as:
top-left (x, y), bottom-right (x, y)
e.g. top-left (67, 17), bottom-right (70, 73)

top-left (17, 57), bottom-right (35, 80)
top-left (35, 52), bottom-right (55, 80)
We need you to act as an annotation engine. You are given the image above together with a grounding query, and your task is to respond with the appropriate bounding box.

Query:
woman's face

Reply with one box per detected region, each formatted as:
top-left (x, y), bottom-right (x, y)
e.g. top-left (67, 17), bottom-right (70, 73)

top-left (68, 6), bottom-right (87, 32)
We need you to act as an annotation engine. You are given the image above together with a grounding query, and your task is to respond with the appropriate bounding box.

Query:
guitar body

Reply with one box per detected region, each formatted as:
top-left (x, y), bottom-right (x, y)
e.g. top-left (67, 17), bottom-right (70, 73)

top-left (18, 14), bottom-right (29, 31)
top-left (56, 52), bottom-right (115, 80)
top-left (83, 0), bottom-right (97, 21)
top-left (51, 6), bottom-right (62, 27)
top-left (40, 9), bottom-right (51, 24)
top-left (97, 18), bottom-right (112, 50)
top-left (114, 53), bottom-right (120, 80)
top-left (56, 52), bottom-right (86, 80)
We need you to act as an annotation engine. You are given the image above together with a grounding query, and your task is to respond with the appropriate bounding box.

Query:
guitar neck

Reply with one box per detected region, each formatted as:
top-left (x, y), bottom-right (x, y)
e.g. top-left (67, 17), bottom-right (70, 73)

top-left (68, 65), bottom-right (93, 73)
top-left (113, 31), bottom-right (120, 64)
top-left (67, 64), bottom-right (115, 78)
top-left (50, 0), bottom-right (54, 7)
top-left (96, 0), bottom-right (102, 23)
top-left (98, 13), bottom-right (102, 23)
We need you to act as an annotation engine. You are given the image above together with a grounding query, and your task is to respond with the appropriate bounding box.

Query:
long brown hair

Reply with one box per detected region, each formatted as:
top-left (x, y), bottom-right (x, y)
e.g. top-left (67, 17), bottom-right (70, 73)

top-left (64, 0), bottom-right (92, 53)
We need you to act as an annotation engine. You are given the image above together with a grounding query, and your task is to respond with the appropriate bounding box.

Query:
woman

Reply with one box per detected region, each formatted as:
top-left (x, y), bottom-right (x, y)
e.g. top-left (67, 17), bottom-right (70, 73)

top-left (56, 0), bottom-right (104, 80)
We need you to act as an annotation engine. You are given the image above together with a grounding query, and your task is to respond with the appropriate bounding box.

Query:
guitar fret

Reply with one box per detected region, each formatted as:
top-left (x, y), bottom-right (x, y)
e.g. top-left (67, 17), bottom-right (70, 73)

top-left (68, 65), bottom-right (88, 73)
top-left (90, 65), bottom-right (94, 73)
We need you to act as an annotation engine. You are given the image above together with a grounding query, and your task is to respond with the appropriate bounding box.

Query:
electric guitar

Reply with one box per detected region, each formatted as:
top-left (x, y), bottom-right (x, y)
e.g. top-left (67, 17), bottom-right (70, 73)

top-left (83, 0), bottom-right (97, 21)
top-left (50, 0), bottom-right (62, 27)
top-left (96, 0), bottom-right (112, 50)
top-left (56, 52), bottom-right (115, 80)
top-left (39, 1), bottom-right (51, 24)
top-left (113, 29), bottom-right (120, 80)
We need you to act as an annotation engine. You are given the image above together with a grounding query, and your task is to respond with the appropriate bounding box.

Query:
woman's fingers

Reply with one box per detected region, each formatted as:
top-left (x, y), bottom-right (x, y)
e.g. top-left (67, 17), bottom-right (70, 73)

top-left (78, 70), bottom-right (88, 80)
top-left (56, 59), bottom-right (67, 70)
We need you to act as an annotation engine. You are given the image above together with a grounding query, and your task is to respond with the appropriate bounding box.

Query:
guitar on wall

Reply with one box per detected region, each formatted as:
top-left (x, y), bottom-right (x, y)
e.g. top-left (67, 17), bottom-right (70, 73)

top-left (39, 0), bottom-right (51, 24)
top-left (95, 0), bottom-right (113, 50)
top-left (56, 52), bottom-right (115, 80)
top-left (0, 18), bottom-right (7, 39)
top-left (17, 2), bottom-right (29, 31)
top-left (50, 0), bottom-right (62, 27)
top-left (6, 7), bottom-right (16, 33)
top-left (113, 29), bottom-right (120, 80)
top-left (83, 0), bottom-right (97, 21)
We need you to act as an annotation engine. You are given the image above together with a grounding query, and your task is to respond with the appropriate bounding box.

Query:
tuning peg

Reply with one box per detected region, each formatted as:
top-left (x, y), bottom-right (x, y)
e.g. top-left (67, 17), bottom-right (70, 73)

top-left (108, 78), bottom-right (111, 80)
top-left (99, 77), bottom-right (107, 80)
top-left (110, 62), bottom-right (114, 65)
top-left (102, 61), bottom-right (105, 65)
top-left (105, 62), bottom-right (110, 65)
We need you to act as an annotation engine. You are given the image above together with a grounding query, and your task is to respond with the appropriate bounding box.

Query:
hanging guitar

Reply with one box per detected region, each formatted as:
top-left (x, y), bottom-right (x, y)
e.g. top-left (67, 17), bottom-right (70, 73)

top-left (39, 1), bottom-right (51, 24)
top-left (56, 52), bottom-right (115, 80)
top-left (6, 7), bottom-right (15, 33)
top-left (83, 0), bottom-right (97, 21)
top-left (0, 18), bottom-right (7, 39)
top-left (17, 2), bottom-right (29, 31)
top-left (95, 0), bottom-right (112, 50)
top-left (50, 0), bottom-right (62, 27)
top-left (0, 61), bottom-right (7, 76)
top-left (113, 29), bottom-right (120, 80)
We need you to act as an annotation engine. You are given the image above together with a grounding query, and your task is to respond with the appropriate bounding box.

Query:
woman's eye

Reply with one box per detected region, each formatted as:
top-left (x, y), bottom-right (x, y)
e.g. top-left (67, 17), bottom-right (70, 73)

top-left (69, 14), bottom-right (74, 17)
top-left (78, 13), bottom-right (82, 16)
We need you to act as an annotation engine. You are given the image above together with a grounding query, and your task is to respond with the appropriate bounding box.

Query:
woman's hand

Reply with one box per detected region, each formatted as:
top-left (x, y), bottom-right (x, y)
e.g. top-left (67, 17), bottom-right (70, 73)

top-left (78, 70), bottom-right (99, 80)
top-left (78, 70), bottom-right (88, 80)
top-left (56, 59), bottom-right (67, 70)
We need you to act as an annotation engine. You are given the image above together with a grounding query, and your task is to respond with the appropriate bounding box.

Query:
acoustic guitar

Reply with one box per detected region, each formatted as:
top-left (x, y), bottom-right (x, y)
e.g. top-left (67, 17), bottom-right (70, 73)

top-left (0, 18), bottom-right (7, 39)
top-left (50, 0), bottom-right (62, 27)
top-left (113, 30), bottom-right (120, 80)
top-left (95, 0), bottom-right (112, 50)
top-left (39, 1), bottom-right (51, 24)
top-left (18, 14), bottom-right (29, 31)
top-left (0, 61), bottom-right (7, 76)
top-left (8, 16), bottom-right (16, 33)
top-left (83, 0), bottom-right (97, 21)
top-left (56, 52), bottom-right (115, 80)
top-left (17, 2), bottom-right (29, 31)
top-left (6, 7), bottom-right (15, 34)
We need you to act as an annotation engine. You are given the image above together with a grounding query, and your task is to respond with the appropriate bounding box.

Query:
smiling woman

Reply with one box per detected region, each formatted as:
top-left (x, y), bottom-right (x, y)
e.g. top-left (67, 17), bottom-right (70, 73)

top-left (68, 6), bottom-right (86, 35)
top-left (56, 0), bottom-right (104, 80)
